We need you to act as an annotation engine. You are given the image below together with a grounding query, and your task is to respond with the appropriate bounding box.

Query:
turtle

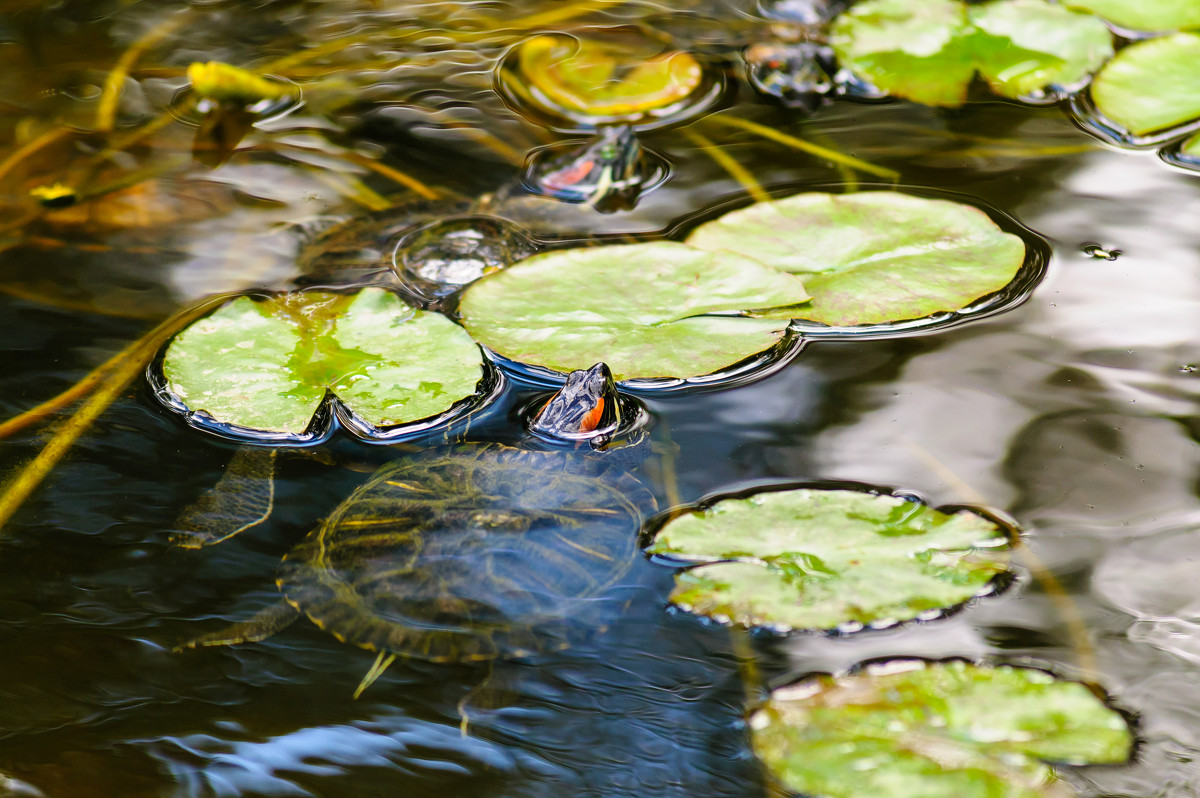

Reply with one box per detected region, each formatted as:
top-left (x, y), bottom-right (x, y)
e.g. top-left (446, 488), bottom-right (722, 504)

top-left (175, 363), bottom-right (658, 698)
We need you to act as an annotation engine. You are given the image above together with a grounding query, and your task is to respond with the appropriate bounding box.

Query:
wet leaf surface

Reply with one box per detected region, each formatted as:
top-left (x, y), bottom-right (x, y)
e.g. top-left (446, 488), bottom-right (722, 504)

top-left (1091, 33), bottom-right (1200, 136)
top-left (162, 288), bottom-right (483, 435)
top-left (686, 192), bottom-right (1026, 327)
top-left (647, 488), bottom-right (1011, 630)
top-left (458, 242), bottom-right (810, 381)
top-left (754, 660), bottom-right (1133, 798)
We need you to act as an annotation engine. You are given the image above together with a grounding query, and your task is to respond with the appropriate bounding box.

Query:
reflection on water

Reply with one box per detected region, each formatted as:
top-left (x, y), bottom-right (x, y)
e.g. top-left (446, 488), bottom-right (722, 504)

top-left (1, 0), bottom-right (1200, 796)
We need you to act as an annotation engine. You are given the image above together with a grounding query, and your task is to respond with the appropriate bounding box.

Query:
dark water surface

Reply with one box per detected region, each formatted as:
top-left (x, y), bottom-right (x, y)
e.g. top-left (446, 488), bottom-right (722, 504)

top-left (1, 1), bottom-right (1199, 796)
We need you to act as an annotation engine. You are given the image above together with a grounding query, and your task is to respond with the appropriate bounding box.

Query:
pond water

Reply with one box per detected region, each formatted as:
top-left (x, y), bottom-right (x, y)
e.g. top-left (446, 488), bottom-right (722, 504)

top-left (0, 1), bottom-right (1198, 796)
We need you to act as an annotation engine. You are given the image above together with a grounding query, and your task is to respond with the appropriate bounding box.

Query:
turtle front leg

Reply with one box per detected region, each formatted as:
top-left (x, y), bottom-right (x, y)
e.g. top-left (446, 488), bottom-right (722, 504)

top-left (174, 600), bottom-right (298, 652)
top-left (172, 447), bottom-right (278, 548)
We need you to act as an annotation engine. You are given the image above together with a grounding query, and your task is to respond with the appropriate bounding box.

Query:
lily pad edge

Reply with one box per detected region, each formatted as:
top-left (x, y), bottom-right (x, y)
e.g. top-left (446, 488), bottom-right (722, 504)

top-left (642, 479), bottom-right (1021, 635)
top-left (681, 186), bottom-right (1049, 339)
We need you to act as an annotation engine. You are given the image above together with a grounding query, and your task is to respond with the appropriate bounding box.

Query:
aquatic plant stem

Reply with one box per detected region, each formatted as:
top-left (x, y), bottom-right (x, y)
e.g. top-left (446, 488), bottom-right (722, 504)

top-left (96, 12), bottom-right (191, 132)
top-left (705, 116), bottom-right (900, 181)
top-left (0, 350), bottom-right (127, 441)
top-left (682, 129), bottom-right (771, 205)
top-left (900, 435), bottom-right (1099, 684)
top-left (341, 151), bottom-right (441, 200)
top-left (0, 127), bottom-right (70, 187)
top-left (0, 297), bottom-right (230, 536)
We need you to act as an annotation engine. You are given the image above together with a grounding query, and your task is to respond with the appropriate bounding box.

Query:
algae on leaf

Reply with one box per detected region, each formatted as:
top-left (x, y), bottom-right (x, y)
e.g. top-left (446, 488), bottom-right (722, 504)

top-left (1091, 33), bottom-right (1200, 136)
top-left (754, 660), bottom-right (1133, 798)
top-left (686, 192), bottom-right (1026, 328)
top-left (1064, 0), bottom-right (1200, 33)
top-left (161, 288), bottom-right (484, 437)
top-left (457, 242), bottom-right (810, 381)
top-left (647, 488), bottom-right (1012, 631)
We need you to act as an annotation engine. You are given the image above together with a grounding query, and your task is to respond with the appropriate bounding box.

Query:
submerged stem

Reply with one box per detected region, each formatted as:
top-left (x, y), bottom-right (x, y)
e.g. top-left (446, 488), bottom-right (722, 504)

top-left (682, 128), bottom-right (771, 205)
top-left (900, 435), bottom-right (1099, 684)
top-left (96, 12), bottom-right (191, 132)
top-left (0, 296), bottom-right (231, 536)
top-left (706, 115), bottom-right (899, 181)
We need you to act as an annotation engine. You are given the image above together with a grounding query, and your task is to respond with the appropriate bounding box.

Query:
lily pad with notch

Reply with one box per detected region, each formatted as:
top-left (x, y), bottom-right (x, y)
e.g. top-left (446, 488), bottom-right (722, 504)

top-left (754, 659), bottom-right (1133, 798)
top-left (153, 287), bottom-right (497, 443)
top-left (457, 241), bottom-right (812, 385)
top-left (685, 191), bottom-right (1034, 333)
top-left (644, 485), bottom-right (1014, 632)
top-left (830, 0), bottom-right (1112, 106)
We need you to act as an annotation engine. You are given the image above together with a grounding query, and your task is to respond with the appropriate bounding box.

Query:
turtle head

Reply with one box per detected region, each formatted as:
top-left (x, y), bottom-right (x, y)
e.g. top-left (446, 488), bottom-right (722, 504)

top-left (531, 125), bottom-right (647, 213)
top-left (530, 362), bottom-right (621, 443)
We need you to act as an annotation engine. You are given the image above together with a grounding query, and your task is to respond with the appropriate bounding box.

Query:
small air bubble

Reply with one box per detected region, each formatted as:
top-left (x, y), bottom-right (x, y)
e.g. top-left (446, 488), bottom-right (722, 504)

top-left (1081, 243), bottom-right (1121, 261)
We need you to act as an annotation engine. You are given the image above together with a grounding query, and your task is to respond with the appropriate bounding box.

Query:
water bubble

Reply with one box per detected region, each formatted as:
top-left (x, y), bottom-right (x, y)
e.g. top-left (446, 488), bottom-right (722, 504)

top-left (1081, 243), bottom-right (1122, 260)
top-left (391, 216), bottom-right (536, 306)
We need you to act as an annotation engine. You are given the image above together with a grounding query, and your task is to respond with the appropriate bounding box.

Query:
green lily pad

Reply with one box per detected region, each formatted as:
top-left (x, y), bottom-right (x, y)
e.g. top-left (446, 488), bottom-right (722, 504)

top-left (1091, 33), bottom-right (1200, 136)
top-left (1183, 132), bottom-right (1200, 156)
top-left (969, 0), bottom-right (1113, 98)
top-left (832, 0), bottom-right (1112, 105)
top-left (753, 660), bottom-right (1133, 798)
top-left (1063, 0), bottom-right (1200, 32)
top-left (686, 192), bottom-right (1026, 328)
top-left (160, 288), bottom-right (485, 438)
top-left (831, 0), bottom-right (975, 107)
top-left (457, 242), bottom-right (811, 382)
top-left (647, 488), bottom-right (1012, 631)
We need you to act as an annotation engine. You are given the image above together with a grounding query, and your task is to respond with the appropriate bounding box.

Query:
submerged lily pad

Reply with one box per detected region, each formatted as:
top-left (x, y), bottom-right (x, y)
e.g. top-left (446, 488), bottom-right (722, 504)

top-left (754, 660), bottom-right (1133, 798)
top-left (686, 192), bottom-right (1026, 328)
top-left (1091, 33), bottom-right (1200, 136)
top-left (160, 288), bottom-right (485, 439)
top-left (505, 32), bottom-right (710, 127)
top-left (1064, 0), bottom-right (1200, 33)
top-left (647, 488), bottom-right (1012, 631)
top-left (457, 242), bottom-right (810, 382)
top-left (831, 0), bottom-right (1112, 105)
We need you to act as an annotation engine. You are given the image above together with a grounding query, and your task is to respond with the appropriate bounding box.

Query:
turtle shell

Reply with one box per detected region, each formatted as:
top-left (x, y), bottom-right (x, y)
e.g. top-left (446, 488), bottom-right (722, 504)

top-left (276, 443), bottom-right (654, 662)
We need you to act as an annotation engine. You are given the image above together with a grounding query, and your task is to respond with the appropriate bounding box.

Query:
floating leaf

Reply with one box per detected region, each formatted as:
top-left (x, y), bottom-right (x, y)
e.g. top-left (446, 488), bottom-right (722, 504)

top-left (831, 0), bottom-right (975, 107)
top-left (515, 34), bottom-right (703, 118)
top-left (1091, 33), bottom-right (1200, 136)
top-left (832, 0), bottom-right (1112, 105)
top-left (686, 192), bottom-right (1026, 328)
top-left (647, 488), bottom-right (1011, 630)
top-left (753, 660), bottom-right (1133, 798)
top-left (458, 242), bottom-right (810, 382)
top-left (1063, 0), bottom-right (1200, 33)
top-left (969, 0), bottom-right (1113, 98)
top-left (160, 288), bottom-right (485, 438)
